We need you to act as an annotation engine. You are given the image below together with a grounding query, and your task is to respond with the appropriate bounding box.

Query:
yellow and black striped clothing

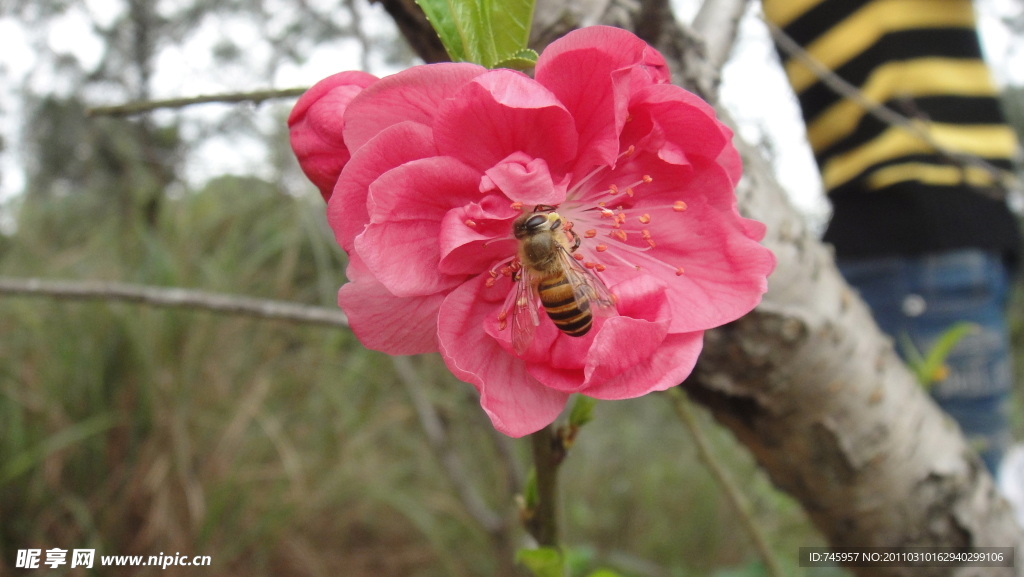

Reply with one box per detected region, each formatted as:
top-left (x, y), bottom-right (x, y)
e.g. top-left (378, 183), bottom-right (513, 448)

top-left (763, 0), bottom-right (1021, 260)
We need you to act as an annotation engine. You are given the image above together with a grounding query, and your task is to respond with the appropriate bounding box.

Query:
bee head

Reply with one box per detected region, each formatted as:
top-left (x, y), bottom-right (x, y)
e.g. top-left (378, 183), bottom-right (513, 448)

top-left (513, 207), bottom-right (563, 238)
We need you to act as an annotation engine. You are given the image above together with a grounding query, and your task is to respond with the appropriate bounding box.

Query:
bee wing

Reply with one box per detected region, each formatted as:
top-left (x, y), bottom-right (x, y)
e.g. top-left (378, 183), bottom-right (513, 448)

top-left (510, 268), bottom-right (542, 355)
top-left (556, 247), bottom-right (618, 318)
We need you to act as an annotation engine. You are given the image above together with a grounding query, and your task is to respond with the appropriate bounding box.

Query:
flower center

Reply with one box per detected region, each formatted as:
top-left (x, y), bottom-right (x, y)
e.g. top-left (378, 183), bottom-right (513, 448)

top-left (479, 145), bottom-right (692, 292)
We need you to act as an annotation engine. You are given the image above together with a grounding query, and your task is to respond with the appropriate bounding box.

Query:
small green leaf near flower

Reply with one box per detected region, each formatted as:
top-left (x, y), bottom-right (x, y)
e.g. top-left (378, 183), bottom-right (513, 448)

top-left (414, 0), bottom-right (536, 67)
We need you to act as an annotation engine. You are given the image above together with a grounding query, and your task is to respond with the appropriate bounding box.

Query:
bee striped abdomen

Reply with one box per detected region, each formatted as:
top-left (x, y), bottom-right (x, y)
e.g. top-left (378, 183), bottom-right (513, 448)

top-left (537, 276), bottom-right (593, 337)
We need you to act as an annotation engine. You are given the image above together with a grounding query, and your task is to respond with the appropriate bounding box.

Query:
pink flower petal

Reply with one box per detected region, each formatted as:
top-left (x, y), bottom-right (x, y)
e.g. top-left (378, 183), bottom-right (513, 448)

top-left (327, 121), bottom-right (438, 252)
top-left (481, 153), bottom-right (566, 206)
top-left (434, 69), bottom-right (578, 173)
top-left (437, 195), bottom-right (520, 276)
top-left (356, 157), bottom-right (482, 297)
top-left (288, 71), bottom-right (378, 200)
top-left (628, 83), bottom-right (731, 166)
top-left (365, 157), bottom-right (481, 222)
top-left (356, 221), bottom-right (467, 297)
top-left (536, 26), bottom-right (669, 173)
top-left (343, 63), bottom-right (487, 154)
top-left (337, 254), bottom-right (443, 354)
top-left (523, 275), bottom-right (670, 392)
top-left (601, 162), bottom-right (774, 333)
top-left (584, 331), bottom-right (704, 400)
top-left (438, 275), bottom-right (570, 437)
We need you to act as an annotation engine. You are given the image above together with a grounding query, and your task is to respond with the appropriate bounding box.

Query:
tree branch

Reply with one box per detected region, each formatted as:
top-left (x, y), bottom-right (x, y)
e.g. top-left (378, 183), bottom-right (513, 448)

top-left (526, 425), bottom-right (562, 547)
top-left (691, 0), bottom-right (749, 73)
top-left (371, 0), bottom-right (449, 63)
top-left (86, 88), bottom-right (309, 117)
top-left (0, 277), bottom-right (349, 328)
top-left (390, 355), bottom-right (506, 535)
top-left (666, 387), bottom-right (785, 577)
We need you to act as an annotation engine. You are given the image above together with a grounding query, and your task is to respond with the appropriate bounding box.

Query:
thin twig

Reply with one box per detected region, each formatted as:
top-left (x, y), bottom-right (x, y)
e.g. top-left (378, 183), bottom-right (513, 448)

top-left (665, 387), bottom-right (786, 577)
top-left (526, 425), bottom-right (561, 547)
top-left (763, 17), bottom-right (1020, 197)
top-left (86, 88), bottom-right (309, 117)
top-left (390, 355), bottom-right (506, 534)
top-left (0, 277), bottom-right (348, 328)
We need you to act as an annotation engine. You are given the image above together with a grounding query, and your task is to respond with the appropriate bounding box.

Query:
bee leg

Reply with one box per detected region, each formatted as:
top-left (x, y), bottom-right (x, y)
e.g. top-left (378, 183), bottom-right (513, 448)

top-left (569, 230), bottom-right (581, 252)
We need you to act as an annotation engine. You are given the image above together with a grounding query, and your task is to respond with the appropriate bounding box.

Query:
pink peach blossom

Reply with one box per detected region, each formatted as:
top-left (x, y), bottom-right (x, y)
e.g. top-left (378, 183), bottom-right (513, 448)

top-left (289, 26), bottom-right (775, 437)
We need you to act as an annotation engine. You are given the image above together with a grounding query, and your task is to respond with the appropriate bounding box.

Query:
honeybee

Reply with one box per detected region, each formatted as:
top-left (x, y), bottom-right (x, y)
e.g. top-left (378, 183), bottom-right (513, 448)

top-left (509, 205), bottom-right (617, 355)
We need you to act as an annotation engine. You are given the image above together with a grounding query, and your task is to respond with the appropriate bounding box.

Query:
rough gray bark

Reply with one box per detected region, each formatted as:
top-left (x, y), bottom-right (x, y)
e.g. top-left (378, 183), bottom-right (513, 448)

top-left (379, 0), bottom-right (1024, 574)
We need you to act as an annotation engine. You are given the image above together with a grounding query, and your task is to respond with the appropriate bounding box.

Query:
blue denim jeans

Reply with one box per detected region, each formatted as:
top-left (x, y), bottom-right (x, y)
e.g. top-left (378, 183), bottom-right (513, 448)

top-left (838, 249), bottom-right (1013, 473)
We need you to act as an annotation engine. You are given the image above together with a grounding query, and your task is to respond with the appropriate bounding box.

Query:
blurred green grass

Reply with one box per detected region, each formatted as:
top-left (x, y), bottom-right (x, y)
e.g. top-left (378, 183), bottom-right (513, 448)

top-left (0, 178), bottom-right (839, 576)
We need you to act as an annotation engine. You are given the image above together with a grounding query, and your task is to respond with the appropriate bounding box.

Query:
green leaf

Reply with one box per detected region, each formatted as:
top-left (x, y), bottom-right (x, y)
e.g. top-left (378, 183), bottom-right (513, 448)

top-left (494, 48), bottom-right (539, 70)
top-left (920, 321), bottom-right (978, 382)
top-left (414, 0), bottom-right (537, 67)
top-left (516, 547), bottom-right (564, 577)
top-left (899, 322), bottom-right (978, 387)
top-left (414, 0), bottom-right (472, 62)
top-left (568, 395), bottom-right (596, 428)
top-left (585, 571), bottom-right (624, 577)
top-left (487, 0), bottom-right (536, 65)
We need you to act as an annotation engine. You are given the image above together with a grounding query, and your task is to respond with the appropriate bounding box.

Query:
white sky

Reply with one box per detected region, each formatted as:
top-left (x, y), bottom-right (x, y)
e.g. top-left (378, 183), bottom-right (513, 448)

top-left (0, 0), bottom-right (1021, 229)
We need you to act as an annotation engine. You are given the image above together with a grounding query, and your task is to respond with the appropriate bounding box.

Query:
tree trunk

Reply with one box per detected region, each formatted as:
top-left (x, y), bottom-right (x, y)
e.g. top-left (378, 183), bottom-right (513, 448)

top-left (376, 0), bottom-right (1024, 574)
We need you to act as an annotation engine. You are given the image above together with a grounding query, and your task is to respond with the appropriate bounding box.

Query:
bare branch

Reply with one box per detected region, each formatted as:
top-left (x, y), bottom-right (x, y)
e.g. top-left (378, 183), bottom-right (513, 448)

top-left (666, 387), bottom-right (785, 577)
top-left (691, 0), bottom-right (749, 72)
top-left (0, 277), bottom-right (349, 328)
top-left (86, 88), bottom-right (309, 117)
top-left (764, 18), bottom-right (1020, 198)
top-left (390, 355), bottom-right (506, 535)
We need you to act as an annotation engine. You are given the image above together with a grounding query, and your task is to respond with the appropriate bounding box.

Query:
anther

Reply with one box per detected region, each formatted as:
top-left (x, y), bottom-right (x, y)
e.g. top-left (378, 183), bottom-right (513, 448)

top-left (608, 184), bottom-right (618, 195)
top-left (639, 214), bottom-right (651, 224)
top-left (598, 201), bottom-right (606, 207)
top-left (613, 230), bottom-right (627, 241)
top-left (596, 244), bottom-right (608, 252)
top-left (675, 267), bottom-right (685, 276)
top-left (497, 310), bottom-right (507, 321)
top-left (465, 219), bottom-right (477, 227)
top-left (585, 262), bottom-right (596, 269)
top-left (600, 209), bottom-right (614, 218)
top-left (642, 175), bottom-right (652, 183)
top-left (625, 145), bottom-right (635, 156)
top-left (625, 115), bottom-right (633, 122)
top-left (574, 253), bottom-right (584, 261)
top-left (500, 266), bottom-right (512, 277)
top-left (635, 266), bottom-right (642, 271)
top-left (511, 202), bottom-right (524, 210)
top-left (673, 200), bottom-right (688, 212)
top-left (626, 187), bottom-right (634, 197)
top-left (485, 277), bottom-right (496, 287)
top-left (595, 264), bottom-right (607, 272)
top-left (584, 229), bottom-right (597, 238)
